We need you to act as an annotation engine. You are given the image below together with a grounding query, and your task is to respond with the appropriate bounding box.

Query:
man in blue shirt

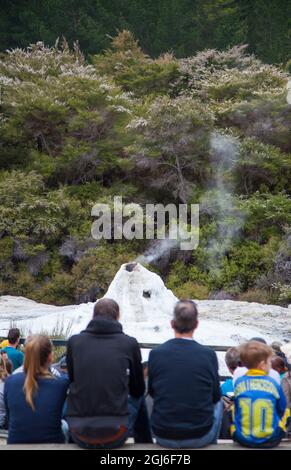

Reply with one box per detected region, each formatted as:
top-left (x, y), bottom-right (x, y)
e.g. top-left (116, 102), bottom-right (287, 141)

top-left (148, 300), bottom-right (222, 449)
top-left (2, 328), bottom-right (24, 371)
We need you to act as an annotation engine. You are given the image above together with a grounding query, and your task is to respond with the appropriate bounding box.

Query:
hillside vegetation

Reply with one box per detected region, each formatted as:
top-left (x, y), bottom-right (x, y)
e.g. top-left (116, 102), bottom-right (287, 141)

top-left (1, 1), bottom-right (290, 64)
top-left (0, 32), bottom-right (290, 306)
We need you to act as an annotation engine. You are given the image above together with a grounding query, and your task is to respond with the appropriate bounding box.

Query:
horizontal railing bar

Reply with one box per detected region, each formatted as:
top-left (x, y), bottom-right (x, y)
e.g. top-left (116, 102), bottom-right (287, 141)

top-left (16, 338), bottom-right (232, 351)
top-left (7, 338), bottom-right (231, 380)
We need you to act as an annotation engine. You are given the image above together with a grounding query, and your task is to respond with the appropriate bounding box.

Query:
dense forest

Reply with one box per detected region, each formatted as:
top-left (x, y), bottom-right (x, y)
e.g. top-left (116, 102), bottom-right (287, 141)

top-left (1, 1), bottom-right (291, 64)
top-left (0, 30), bottom-right (290, 306)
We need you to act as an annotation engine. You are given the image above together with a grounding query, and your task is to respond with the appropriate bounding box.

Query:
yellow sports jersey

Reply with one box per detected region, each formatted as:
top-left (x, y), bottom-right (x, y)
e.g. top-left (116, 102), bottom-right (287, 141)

top-left (232, 369), bottom-right (290, 447)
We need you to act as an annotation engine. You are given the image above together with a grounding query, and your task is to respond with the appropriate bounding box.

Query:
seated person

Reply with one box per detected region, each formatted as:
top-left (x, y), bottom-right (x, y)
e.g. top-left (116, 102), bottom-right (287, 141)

top-left (66, 298), bottom-right (152, 449)
top-left (2, 329), bottom-right (24, 371)
top-left (0, 354), bottom-right (11, 430)
top-left (4, 335), bottom-right (69, 444)
top-left (233, 338), bottom-right (281, 385)
top-left (271, 356), bottom-right (288, 380)
top-left (148, 300), bottom-right (222, 449)
top-left (220, 347), bottom-right (241, 440)
top-left (272, 342), bottom-right (287, 359)
top-left (282, 357), bottom-right (291, 435)
top-left (232, 341), bottom-right (290, 449)
top-left (221, 347), bottom-right (241, 396)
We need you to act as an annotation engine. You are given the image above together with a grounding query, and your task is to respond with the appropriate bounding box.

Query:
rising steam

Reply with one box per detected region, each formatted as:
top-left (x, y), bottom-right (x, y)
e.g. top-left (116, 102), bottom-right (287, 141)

top-left (135, 238), bottom-right (179, 265)
top-left (287, 80), bottom-right (291, 105)
top-left (201, 133), bottom-right (245, 266)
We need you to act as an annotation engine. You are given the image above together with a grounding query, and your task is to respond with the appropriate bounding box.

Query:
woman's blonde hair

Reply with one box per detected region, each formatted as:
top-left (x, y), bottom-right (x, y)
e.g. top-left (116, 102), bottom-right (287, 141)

top-left (23, 335), bottom-right (53, 410)
top-left (0, 355), bottom-right (9, 381)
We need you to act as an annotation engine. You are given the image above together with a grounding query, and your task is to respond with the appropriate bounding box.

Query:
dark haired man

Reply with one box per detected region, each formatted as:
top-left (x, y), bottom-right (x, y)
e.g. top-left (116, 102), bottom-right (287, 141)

top-left (66, 298), bottom-right (152, 448)
top-left (2, 328), bottom-right (24, 371)
top-left (148, 300), bottom-right (222, 448)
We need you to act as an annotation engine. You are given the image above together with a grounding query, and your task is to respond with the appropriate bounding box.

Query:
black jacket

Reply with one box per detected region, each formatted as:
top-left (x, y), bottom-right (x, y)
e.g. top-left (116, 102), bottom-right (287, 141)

top-left (66, 316), bottom-right (145, 432)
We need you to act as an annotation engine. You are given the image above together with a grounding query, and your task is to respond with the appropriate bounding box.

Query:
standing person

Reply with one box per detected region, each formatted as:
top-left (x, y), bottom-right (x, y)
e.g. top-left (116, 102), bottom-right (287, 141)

top-left (2, 329), bottom-right (24, 371)
top-left (232, 341), bottom-right (289, 449)
top-left (4, 335), bottom-right (69, 444)
top-left (148, 300), bottom-right (222, 449)
top-left (66, 298), bottom-right (152, 449)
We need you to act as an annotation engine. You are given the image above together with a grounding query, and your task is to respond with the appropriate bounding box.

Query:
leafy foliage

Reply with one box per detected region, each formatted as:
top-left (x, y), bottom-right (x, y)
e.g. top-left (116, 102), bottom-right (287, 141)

top-left (0, 34), bottom-right (290, 305)
top-left (0, 1), bottom-right (290, 63)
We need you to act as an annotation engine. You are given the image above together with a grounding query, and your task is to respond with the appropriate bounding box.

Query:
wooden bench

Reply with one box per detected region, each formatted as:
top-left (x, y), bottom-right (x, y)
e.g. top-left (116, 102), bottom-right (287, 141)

top-left (1, 440), bottom-right (291, 450)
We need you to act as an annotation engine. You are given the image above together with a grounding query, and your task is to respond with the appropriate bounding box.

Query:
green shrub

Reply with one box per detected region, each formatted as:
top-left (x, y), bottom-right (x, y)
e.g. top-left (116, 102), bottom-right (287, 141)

top-left (172, 281), bottom-right (210, 300)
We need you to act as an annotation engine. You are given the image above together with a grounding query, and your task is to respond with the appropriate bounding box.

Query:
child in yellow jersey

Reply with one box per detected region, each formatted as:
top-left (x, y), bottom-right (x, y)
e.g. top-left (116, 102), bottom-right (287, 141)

top-left (232, 341), bottom-right (290, 448)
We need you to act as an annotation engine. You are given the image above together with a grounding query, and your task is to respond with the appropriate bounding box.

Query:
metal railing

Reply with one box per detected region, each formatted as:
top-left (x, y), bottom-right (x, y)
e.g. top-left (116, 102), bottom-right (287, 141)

top-left (18, 338), bottom-right (231, 352)
top-left (16, 338), bottom-right (231, 381)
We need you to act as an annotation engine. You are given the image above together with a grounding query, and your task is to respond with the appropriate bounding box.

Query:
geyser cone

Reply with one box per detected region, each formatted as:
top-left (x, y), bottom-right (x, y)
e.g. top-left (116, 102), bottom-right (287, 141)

top-left (103, 263), bottom-right (178, 323)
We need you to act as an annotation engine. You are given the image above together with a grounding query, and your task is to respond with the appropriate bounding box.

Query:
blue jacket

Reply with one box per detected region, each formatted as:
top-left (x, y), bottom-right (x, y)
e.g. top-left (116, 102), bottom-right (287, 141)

top-left (4, 372), bottom-right (69, 444)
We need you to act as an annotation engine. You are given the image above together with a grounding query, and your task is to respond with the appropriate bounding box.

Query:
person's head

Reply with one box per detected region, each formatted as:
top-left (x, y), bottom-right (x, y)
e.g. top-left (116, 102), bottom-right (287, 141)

top-left (0, 351), bottom-right (8, 362)
top-left (250, 337), bottom-right (267, 344)
top-left (225, 347), bottom-right (241, 375)
top-left (271, 341), bottom-right (282, 354)
top-left (239, 341), bottom-right (273, 374)
top-left (5, 359), bottom-right (13, 376)
top-left (93, 298), bottom-right (120, 321)
top-left (23, 335), bottom-right (53, 410)
top-left (171, 300), bottom-right (199, 338)
top-left (8, 328), bottom-right (21, 347)
top-left (271, 356), bottom-right (287, 375)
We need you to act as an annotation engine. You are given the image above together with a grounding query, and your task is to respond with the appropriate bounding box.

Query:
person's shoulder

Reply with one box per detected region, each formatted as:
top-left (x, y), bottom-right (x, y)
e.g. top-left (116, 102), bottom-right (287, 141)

top-left (269, 369), bottom-right (281, 385)
top-left (149, 340), bottom-right (177, 359)
top-left (121, 333), bottom-right (140, 349)
top-left (53, 375), bottom-right (70, 389)
top-left (263, 373), bottom-right (281, 389)
top-left (196, 342), bottom-right (214, 353)
top-left (193, 341), bottom-right (217, 359)
top-left (67, 333), bottom-right (81, 345)
top-left (5, 372), bottom-right (25, 386)
top-left (41, 375), bottom-right (69, 391)
top-left (234, 374), bottom-right (247, 390)
top-left (16, 349), bottom-right (24, 357)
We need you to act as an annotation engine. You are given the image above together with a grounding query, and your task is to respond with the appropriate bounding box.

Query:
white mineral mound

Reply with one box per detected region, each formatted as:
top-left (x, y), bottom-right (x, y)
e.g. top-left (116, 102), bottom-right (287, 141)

top-left (0, 263), bottom-right (290, 347)
top-left (103, 262), bottom-right (177, 323)
top-left (1, 262), bottom-right (291, 373)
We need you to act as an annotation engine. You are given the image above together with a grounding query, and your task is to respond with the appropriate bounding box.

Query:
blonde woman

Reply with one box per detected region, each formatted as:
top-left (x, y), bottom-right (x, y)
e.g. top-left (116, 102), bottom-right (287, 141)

top-left (4, 335), bottom-right (69, 444)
